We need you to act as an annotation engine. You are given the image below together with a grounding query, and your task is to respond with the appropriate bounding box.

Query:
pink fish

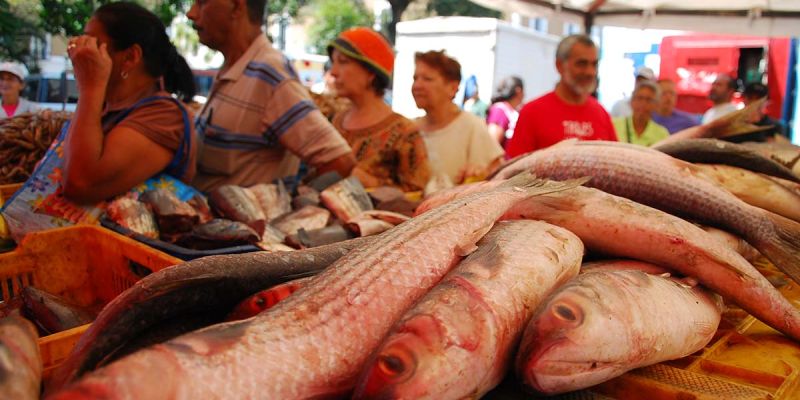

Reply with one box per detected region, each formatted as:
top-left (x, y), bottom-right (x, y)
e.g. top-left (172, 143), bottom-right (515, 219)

top-left (50, 173), bottom-right (582, 399)
top-left (354, 221), bottom-right (583, 399)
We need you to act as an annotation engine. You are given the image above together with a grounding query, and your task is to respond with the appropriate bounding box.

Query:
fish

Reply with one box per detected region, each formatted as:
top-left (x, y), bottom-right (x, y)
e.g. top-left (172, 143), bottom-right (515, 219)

top-left (320, 177), bottom-right (374, 222)
top-left (0, 315), bottom-right (42, 400)
top-left (353, 220), bottom-right (583, 400)
top-left (580, 259), bottom-right (672, 275)
top-left (21, 286), bottom-right (95, 335)
top-left (698, 226), bottom-right (761, 262)
top-left (249, 182), bottom-right (292, 221)
top-left (186, 195), bottom-right (213, 224)
top-left (652, 138), bottom-right (799, 182)
top-left (693, 163), bottom-right (800, 222)
top-left (292, 185), bottom-right (321, 209)
top-left (272, 205), bottom-right (331, 236)
top-left (45, 236), bottom-right (374, 393)
top-left (225, 277), bottom-right (311, 321)
top-left (346, 218), bottom-right (395, 237)
top-left (105, 197), bottom-right (159, 239)
top-left (739, 141), bottom-right (800, 177)
top-left (177, 219), bottom-right (260, 250)
top-left (516, 266), bottom-right (722, 395)
top-left (492, 140), bottom-right (800, 287)
top-left (208, 185), bottom-right (267, 234)
top-left (422, 183), bottom-right (800, 342)
top-left (368, 186), bottom-right (405, 205)
top-left (354, 210), bottom-right (410, 226)
top-left (286, 225), bottom-right (355, 248)
top-left (49, 173), bottom-right (584, 399)
top-left (139, 189), bottom-right (200, 234)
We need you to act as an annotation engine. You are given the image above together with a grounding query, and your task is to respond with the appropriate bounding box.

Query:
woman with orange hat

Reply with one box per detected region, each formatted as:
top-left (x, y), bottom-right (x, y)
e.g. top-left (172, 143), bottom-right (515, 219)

top-left (327, 27), bottom-right (431, 192)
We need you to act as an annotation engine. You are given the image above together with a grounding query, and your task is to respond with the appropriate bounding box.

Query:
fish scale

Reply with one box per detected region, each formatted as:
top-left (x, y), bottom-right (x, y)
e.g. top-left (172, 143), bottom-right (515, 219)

top-left (494, 140), bottom-right (800, 287)
top-left (50, 174), bottom-right (581, 400)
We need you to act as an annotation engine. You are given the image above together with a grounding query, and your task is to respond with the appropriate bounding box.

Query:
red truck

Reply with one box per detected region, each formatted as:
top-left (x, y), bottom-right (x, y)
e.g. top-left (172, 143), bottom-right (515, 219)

top-left (659, 34), bottom-right (792, 121)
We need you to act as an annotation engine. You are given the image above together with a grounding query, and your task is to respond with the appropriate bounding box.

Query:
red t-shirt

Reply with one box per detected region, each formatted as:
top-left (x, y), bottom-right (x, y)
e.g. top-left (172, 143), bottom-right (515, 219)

top-left (505, 91), bottom-right (616, 157)
top-left (2, 104), bottom-right (18, 117)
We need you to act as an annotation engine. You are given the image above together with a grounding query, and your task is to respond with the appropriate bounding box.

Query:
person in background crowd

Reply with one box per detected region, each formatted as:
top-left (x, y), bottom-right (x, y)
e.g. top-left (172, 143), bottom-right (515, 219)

top-left (187, 0), bottom-right (354, 192)
top-left (462, 75), bottom-right (488, 119)
top-left (0, 61), bottom-right (39, 119)
top-left (327, 27), bottom-right (430, 192)
top-left (701, 74), bottom-right (739, 124)
top-left (612, 80), bottom-right (669, 146)
top-left (412, 50), bottom-right (503, 184)
top-left (486, 75), bottom-right (524, 146)
top-left (311, 60), bottom-right (336, 95)
top-left (651, 78), bottom-right (699, 134)
top-left (735, 81), bottom-right (786, 141)
top-left (506, 34), bottom-right (616, 157)
top-left (62, 2), bottom-right (197, 203)
top-left (610, 66), bottom-right (656, 118)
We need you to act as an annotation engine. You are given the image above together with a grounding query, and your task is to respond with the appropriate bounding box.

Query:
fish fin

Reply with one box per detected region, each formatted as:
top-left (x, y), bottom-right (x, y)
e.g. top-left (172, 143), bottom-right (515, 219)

top-left (500, 172), bottom-right (590, 195)
top-left (757, 212), bottom-right (800, 285)
top-left (142, 274), bottom-right (227, 300)
top-left (456, 224), bottom-right (494, 256)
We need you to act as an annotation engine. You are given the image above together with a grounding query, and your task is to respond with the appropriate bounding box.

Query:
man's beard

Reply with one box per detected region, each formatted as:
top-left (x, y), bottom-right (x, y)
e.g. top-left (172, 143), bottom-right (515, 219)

top-left (563, 72), bottom-right (597, 96)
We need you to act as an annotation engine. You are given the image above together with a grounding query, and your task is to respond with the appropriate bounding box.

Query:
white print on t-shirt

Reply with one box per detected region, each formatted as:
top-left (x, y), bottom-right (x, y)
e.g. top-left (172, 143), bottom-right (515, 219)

top-left (562, 120), bottom-right (594, 138)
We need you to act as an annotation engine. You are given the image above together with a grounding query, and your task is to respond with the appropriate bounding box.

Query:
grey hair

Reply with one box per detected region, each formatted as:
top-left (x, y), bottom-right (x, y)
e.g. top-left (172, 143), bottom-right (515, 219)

top-left (556, 34), bottom-right (596, 61)
top-left (633, 79), bottom-right (661, 99)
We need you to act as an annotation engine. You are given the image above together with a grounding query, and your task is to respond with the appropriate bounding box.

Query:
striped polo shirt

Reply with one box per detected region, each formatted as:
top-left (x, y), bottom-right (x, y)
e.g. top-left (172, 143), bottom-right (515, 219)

top-left (192, 35), bottom-right (351, 192)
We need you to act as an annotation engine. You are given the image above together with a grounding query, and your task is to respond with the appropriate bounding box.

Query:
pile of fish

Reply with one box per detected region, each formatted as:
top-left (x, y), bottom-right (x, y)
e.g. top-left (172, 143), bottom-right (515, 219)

top-left (106, 174), bottom-right (415, 252)
top-left (0, 110), bottom-right (71, 184)
top-left (18, 138), bottom-right (800, 399)
top-left (0, 286), bottom-right (97, 338)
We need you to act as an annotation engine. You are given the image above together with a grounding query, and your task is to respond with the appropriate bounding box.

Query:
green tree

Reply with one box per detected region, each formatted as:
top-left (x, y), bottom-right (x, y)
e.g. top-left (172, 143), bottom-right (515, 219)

top-left (38, 0), bottom-right (190, 37)
top-left (428, 0), bottom-right (500, 18)
top-left (1, 0), bottom-right (42, 65)
top-left (307, 0), bottom-right (373, 54)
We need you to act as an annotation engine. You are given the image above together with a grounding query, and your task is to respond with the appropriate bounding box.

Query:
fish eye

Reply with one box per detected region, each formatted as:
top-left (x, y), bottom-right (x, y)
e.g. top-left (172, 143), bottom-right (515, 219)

top-left (379, 354), bottom-right (405, 376)
top-left (554, 303), bottom-right (578, 321)
top-left (254, 296), bottom-right (266, 307)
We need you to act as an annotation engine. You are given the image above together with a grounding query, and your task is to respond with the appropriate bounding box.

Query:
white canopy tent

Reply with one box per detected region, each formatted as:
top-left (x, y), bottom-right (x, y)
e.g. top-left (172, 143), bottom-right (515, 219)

top-left (469, 0), bottom-right (800, 37)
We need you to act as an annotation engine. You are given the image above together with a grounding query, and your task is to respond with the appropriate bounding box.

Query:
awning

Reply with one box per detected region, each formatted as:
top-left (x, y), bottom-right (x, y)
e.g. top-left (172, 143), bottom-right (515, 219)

top-left (469, 0), bottom-right (800, 37)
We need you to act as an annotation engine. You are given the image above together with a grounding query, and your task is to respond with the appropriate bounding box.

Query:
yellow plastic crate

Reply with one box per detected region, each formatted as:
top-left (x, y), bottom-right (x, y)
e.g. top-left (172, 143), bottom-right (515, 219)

top-left (0, 225), bottom-right (181, 378)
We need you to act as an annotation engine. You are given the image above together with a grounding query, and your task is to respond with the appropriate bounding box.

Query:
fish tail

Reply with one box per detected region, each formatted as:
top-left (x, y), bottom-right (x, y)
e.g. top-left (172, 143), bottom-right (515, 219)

top-left (759, 212), bottom-right (800, 285)
top-left (500, 172), bottom-right (589, 196)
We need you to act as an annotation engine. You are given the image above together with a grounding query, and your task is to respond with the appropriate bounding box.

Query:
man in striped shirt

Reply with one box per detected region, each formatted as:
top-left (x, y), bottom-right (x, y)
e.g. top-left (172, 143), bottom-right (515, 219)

top-left (187, 0), bottom-right (355, 192)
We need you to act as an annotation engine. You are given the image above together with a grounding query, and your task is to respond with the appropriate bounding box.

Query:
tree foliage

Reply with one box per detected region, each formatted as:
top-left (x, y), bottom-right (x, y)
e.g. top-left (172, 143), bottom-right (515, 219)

top-left (307, 0), bottom-right (373, 54)
top-left (38, 0), bottom-right (190, 37)
top-left (1, 0), bottom-right (43, 64)
top-left (428, 0), bottom-right (500, 18)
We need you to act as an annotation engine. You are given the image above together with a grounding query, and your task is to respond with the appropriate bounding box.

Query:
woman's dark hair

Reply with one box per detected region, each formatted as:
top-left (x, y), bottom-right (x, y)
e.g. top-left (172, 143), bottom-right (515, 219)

top-left (94, 2), bottom-right (196, 102)
top-left (491, 75), bottom-right (524, 104)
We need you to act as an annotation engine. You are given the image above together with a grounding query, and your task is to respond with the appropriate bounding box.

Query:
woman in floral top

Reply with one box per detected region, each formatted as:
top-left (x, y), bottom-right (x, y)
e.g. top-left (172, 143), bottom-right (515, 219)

top-left (327, 27), bottom-right (430, 192)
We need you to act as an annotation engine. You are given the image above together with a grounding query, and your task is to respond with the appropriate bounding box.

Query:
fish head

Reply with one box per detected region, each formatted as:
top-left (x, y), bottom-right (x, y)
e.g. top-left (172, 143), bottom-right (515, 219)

top-left (356, 313), bottom-right (461, 399)
top-left (517, 280), bottom-right (631, 394)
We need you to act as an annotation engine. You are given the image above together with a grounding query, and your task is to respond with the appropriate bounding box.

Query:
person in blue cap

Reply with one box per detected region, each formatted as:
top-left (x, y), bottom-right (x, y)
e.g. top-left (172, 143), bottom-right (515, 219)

top-left (462, 74), bottom-right (488, 119)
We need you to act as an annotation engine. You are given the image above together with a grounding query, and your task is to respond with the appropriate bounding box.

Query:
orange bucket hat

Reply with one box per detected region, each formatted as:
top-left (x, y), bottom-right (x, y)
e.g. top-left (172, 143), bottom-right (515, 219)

top-left (327, 27), bottom-right (394, 83)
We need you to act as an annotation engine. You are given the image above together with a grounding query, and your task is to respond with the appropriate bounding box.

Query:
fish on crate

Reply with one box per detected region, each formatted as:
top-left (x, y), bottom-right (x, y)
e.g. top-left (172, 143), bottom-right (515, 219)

top-left (49, 173), bottom-right (584, 399)
top-left (106, 196), bottom-right (159, 239)
top-left (652, 138), bottom-right (800, 183)
top-left (0, 315), bottom-right (42, 400)
top-left (285, 225), bottom-right (355, 249)
top-left (346, 209), bottom-right (410, 237)
top-left (516, 265), bottom-right (722, 395)
top-left (292, 185), bottom-right (321, 209)
top-left (320, 176), bottom-right (374, 222)
top-left (176, 219), bottom-right (261, 250)
top-left (354, 221), bottom-right (583, 400)
top-left (46, 237), bottom-right (374, 392)
top-left (21, 286), bottom-right (95, 335)
top-left (421, 182), bottom-right (800, 342)
top-left (140, 189), bottom-right (200, 235)
top-left (225, 277), bottom-right (311, 321)
top-left (208, 185), bottom-right (267, 234)
top-left (249, 181), bottom-right (292, 221)
top-left (186, 194), bottom-right (213, 224)
top-left (493, 139), bottom-right (800, 288)
top-left (272, 205), bottom-right (331, 236)
top-left (693, 163), bottom-right (800, 223)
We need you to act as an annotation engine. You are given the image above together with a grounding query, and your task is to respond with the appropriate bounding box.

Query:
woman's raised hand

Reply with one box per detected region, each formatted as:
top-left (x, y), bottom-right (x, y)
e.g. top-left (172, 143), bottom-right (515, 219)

top-left (67, 35), bottom-right (112, 94)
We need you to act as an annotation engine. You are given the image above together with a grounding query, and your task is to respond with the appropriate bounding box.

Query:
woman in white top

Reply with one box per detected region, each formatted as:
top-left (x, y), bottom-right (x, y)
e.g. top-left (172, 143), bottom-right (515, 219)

top-left (0, 61), bottom-right (39, 118)
top-left (412, 50), bottom-right (504, 184)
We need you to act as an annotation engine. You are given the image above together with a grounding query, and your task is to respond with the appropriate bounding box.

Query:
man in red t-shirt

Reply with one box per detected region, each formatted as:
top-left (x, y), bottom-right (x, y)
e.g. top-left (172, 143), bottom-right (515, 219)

top-left (505, 34), bottom-right (616, 157)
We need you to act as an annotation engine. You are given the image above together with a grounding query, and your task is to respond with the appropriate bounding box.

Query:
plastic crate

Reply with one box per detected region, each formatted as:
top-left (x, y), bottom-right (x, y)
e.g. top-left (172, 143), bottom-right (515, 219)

top-left (0, 225), bottom-right (181, 378)
top-left (0, 182), bottom-right (22, 206)
top-left (101, 217), bottom-right (261, 261)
